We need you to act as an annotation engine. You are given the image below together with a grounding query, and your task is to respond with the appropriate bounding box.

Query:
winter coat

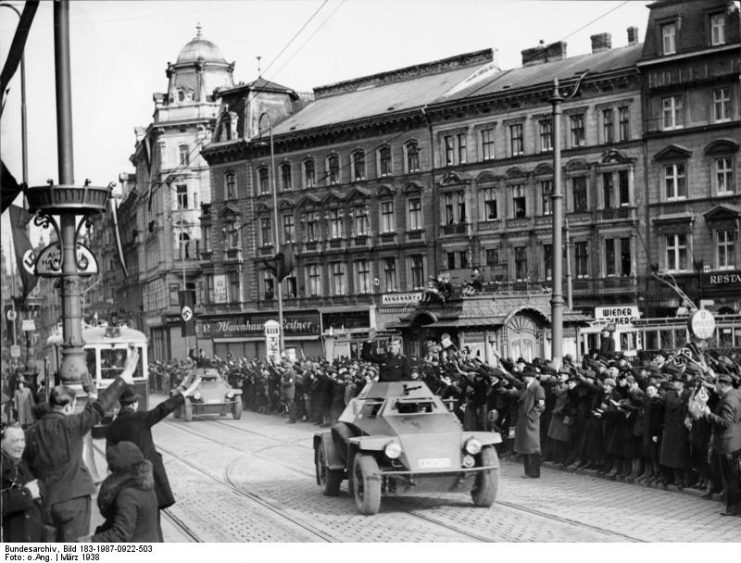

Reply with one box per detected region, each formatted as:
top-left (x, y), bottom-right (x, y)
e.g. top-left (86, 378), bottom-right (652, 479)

top-left (509, 381), bottom-right (546, 454)
top-left (105, 393), bottom-right (184, 510)
top-left (91, 460), bottom-right (159, 543)
top-left (361, 343), bottom-right (412, 382)
top-left (23, 378), bottom-right (126, 507)
top-left (1, 453), bottom-right (47, 542)
top-left (705, 388), bottom-right (741, 455)
top-left (547, 383), bottom-right (575, 443)
top-left (659, 387), bottom-right (691, 469)
top-left (13, 387), bottom-right (35, 426)
top-left (280, 369), bottom-right (296, 402)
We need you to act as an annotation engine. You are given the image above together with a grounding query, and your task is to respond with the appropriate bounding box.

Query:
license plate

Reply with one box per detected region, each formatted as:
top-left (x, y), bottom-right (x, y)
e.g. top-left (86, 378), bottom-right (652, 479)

top-left (418, 457), bottom-right (452, 469)
top-left (207, 399), bottom-right (222, 404)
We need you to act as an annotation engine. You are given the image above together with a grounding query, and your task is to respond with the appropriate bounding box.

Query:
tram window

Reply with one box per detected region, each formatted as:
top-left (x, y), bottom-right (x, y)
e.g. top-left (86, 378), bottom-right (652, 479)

top-left (619, 333), bottom-right (630, 351)
top-left (719, 328), bottom-right (733, 347)
top-left (645, 330), bottom-right (659, 351)
top-left (659, 329), bottom-right (674, 349)
top-left (100, 348), bottom-right (142, 379)
top-left (85, 349), bottom-right (96, 379)
top-left (674, 328), bottom-right (687, 347)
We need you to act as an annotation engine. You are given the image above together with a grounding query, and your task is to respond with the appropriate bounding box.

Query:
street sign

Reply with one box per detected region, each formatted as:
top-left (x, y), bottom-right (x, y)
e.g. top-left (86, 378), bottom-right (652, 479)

top-left (688, 309), bottom-right (715, 340)
top-left (10, 345), bottom-right (21, 358)
top-left (35, 241), bottom-right (99, 277)
top-left (22, 319), bottom-right (36, 332)
top-left (6, 309), bottom-right (17, 321)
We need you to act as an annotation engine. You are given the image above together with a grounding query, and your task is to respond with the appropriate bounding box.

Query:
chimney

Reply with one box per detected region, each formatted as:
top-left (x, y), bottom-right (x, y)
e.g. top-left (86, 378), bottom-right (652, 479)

top-left (590, 33), bottom-right (612, 53)
top-left (627, 26), bottom-right (639, 46)
top-left (521, 41), bottom-right (567, 67)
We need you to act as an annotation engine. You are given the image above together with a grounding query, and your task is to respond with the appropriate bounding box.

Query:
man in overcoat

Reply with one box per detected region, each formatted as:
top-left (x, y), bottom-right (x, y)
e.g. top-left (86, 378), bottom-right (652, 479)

top-left (508, 368), bottom-right (546, 478)
top-left (702, 374), bottom-right (741, 516)
top-left (361, 337), bottom-right (412, 382)
top-left (105, 375), bottom-right (201, 540)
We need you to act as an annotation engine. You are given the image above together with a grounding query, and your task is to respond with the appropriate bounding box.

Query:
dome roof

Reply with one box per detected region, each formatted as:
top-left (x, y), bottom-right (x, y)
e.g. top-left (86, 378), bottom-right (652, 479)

top-left (176, 25), bottom-right (226, 64)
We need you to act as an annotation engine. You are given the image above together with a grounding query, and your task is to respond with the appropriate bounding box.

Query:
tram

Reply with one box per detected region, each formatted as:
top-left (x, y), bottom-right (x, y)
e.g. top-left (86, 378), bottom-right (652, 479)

top-left (46, 323), bottom-right (150, 434)
top-left (579, 313), bottom-right (741, 358)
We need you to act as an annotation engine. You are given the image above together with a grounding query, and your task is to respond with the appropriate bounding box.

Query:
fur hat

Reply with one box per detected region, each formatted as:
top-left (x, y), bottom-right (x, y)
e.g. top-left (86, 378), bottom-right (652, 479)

top-left (106, 441), bottom-right (145, 473)
top-left (119, 385), bottom-right (141, 405)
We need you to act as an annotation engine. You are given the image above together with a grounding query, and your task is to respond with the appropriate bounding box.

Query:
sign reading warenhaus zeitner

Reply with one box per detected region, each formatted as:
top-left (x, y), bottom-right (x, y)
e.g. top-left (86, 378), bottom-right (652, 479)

top-left (197, 310), bottom-right (321, 339)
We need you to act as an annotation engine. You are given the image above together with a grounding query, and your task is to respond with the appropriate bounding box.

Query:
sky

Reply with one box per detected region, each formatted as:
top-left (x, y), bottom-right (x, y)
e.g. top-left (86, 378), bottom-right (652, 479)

top-left (0, 0), bottom-right (652, 266)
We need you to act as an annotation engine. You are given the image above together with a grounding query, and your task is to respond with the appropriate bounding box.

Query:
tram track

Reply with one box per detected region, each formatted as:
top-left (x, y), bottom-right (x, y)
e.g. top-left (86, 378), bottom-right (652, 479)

top-left (162, 416), bottom-right (644, 542)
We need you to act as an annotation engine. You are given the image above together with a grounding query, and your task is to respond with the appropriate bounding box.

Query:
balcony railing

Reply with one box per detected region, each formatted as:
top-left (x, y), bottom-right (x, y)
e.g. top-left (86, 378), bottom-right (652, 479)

top-left (406, 230), bottom-right (424, 242)
top-left (441, 223), bottom-right (468, 235)
top-left (600, 206), bottom-right (633, 221)
top-left (378, 232), bottom-right (397, 244)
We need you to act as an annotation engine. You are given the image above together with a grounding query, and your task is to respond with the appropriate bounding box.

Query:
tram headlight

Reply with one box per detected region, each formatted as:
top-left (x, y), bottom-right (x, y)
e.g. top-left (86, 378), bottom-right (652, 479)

top-left (464, 438), bottom-right (482, 455)
top-left (384, 441), bottom-right (402, 459)
top-left (462, 454), bottom-right (476, 468)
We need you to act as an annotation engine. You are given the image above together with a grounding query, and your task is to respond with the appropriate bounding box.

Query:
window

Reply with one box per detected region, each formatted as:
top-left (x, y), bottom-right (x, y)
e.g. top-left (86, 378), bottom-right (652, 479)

top-left (444, 135), bottom-right (454, 166)
top-left (352, 150), bottom-right (366, 181)
top-left (202, 224), bottom-right (211, 253)
top-left (169, 283), bottom-right (179, 306)
top-left (408, 198), bottom-right (422, 230)
top-left (304, 159), bottom-right (316, 188)
top-left (263, 274), bottom-right (274, 301)
top-left (710, 13), bottom-right (726, 46)
top-left (618, 107), bottom-right (630, 141)
top-left (486, 248), bottom-right (499, 266)
top-left (539, 119), bottom-right (553, 152)
top-left (330, 262), bottom-right (346, 295)
top-left (514, 247), bottom-right (528, 281)
top-left (457, 133), bottom-right (467, 164)
top-left (410, 256), bottom-right (424, 289)
top-left (602, 173), bottom-right (614, 208)
top-left (661, 22), bottom-right (676, 55)
top-left (176, 185), bottom-right (188, 209)
top-left (444, 191), bottom-right (466, 224)
top-left (355, 259), bottom-right (371, 294)
top-left (620, 237), bottom-right (631, 276)
top-left (459, 250), bottom-right (468, 269)
top-left (354, 206), bottom-right (370, 236)
top-left (512, 184), bottom-right (526, 218)
top-left (307, 264), bottom-right (322, 296)
top-left (713, 88), bottom-right (730, 122)
top-left (224, 172), bottom-right (236, 200)
top-left (572, 177), bottom-right (588, 212)
top-left (666, 233), bottom-right (688, 272)
top-left (283, 214), bottom-right (295, 243)
top-left (258, 167), bottom-right (270, 194)
top-left (383, 258), bottom-right (397, 291)
top-left (716, 158), bottom-right (734, 194)
top-left (326, 154), bottom-right (340, 185)
top-left (380, 201), bottom-right (395, 233)
top-left (570, 114), bottom-right (585, 147)
top-left (305, 211), bottom-right (319, 241)
top-left (605, 239), bottom-right (616, 276)
top-left (482, 187), bottom-right (498, 220)
top-left (618, 170), bottom-right (630, 205)
top-left (604, 238), bottom-right (631, 276)
top-left (379, 146), bottom-right (392, 177)
top-left (260, 217), bottom-right (272, 246)
top-left (602, 109), bottom-right (614, 144)
top-left (540, 180), bottom-right (553, 215)
top-left (575, 241), bottom-right (589, 278)
top-left (509, 124), bottom-right (524, 156)
top-left (543, 244), bottom-right (553, 280)
top-left (405, 141), bottom-right (420, 173)
top-left (226, 221), bottom-right (239, 249)
top-left (481, 128), bottom-right (495, 161)
top-left (229, 271), bottom-right (240, 303)
top-left (329, 209), bottom-right (343, 239)
top-left (447, 252), bottom-right (456, 270)
top-left (717, 229), bottom-right (736, 269)
top-left (179, 144), bottom-right (190, 166)
top-left (662, 96), bottom-right (684, 129)
top-left (280, 163), bottom-right (292, 191)
top-left (178, 232), bottom-right (190, 259)
top-left (284, 276), bottom-right (297, 299)
top-left (665, 163), bottom-right (687, 199)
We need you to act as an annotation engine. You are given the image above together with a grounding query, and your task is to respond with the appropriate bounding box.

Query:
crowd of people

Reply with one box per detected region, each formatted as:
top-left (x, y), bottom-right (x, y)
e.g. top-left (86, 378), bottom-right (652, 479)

top-left (3, 331), bottom-right (740, 543)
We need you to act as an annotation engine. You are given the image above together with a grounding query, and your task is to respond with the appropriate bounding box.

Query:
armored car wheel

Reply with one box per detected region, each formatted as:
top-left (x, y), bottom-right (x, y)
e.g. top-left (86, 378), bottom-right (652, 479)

top-left (232, 400), bottom-right (243, 420)
top-left (183, 399), bottom-right (193, 422)
top-left (353, 454), bottom-right (381, 515)
top-left (315, 447), bottom-right (342, 496)
top-left (471, 446), bottom-right (499, 507)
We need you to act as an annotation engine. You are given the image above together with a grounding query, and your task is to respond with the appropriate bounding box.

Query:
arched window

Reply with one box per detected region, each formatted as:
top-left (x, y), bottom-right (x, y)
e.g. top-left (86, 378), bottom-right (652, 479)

top-left (179, 145), bottom-right (190, 166)
top-left (224, 172), bottom-right (236, 200)
top-left (258, 167), bottom-right (270, 194)
top-left (280, 162), bottom-right (292, 191)
top-left (303, 158), bottom-right (316, 188)
top-left (351, 150), bottom-right (366, 181)
top-left (404, 141), bottom-right (420, 173)
top-left (378, 146), bottom-right (392, 177)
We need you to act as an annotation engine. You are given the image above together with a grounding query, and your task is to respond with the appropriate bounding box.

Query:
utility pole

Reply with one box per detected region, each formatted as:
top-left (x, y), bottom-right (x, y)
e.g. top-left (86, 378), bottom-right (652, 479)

top-left (549, 78), bottom-right (565, 369)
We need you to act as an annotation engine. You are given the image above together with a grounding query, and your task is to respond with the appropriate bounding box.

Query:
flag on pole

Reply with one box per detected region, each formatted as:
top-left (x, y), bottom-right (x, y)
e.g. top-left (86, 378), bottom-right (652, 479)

top-left (110, 197), bottom-right (129, 277)
top-left (179, 289), bottom-right (196, 337)
top-left (143, 136), bottom-right (155, 213)
top-left (8, 204), bottom-right (38, 299)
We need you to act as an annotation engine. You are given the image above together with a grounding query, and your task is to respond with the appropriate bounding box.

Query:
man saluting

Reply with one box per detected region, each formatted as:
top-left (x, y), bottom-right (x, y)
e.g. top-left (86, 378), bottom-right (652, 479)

top-left (361, 336), bottom-right (412, 382)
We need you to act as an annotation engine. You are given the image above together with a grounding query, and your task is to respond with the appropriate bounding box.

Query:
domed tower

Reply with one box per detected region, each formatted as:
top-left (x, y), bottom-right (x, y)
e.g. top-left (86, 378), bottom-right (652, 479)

top-left (165, 24), bottom-right (235, 105)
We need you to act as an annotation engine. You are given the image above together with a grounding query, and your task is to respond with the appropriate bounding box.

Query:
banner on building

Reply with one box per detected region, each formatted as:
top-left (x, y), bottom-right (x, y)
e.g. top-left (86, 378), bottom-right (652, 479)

top-left (8, 204), bottom-right (38, 299)
top-left (110, 198), bottom-right (128, 277)
top-left (179, 289), bottom-right (196, 337)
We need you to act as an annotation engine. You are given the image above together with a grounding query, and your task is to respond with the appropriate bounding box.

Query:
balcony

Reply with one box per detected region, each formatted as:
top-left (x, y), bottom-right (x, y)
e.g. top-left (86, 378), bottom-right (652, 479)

top-left (258, 246), bottom-right (273, 256)
top-left (327, 239), bottom-right (344, 250)
top-left (572, 276), bottom-right (637, 294)
top-left (224, 248), bottom-right (242, 263)
top-left (304, 240), bottom-right (320, 253)
top-left (600, 206), bottom-right (634, 221)
top-left (477, 220), bottom-right (501, 232)
top-left (406, 230), bottom-right (425, 243)
top-left (441, 223), bottom-right (468, 236)
top-left (353, 235), bottom-right (370, 247)
top-left (378, 232), bottom-right (396, 245)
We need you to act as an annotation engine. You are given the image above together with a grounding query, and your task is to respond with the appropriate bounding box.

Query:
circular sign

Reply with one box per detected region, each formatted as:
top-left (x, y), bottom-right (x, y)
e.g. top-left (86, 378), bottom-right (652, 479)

top-left (6, 309), bottom-right (17, 321)
top-left (180, 305), bottom-right (193, 322)
top-left (688, 309), bottom-right (715, 340)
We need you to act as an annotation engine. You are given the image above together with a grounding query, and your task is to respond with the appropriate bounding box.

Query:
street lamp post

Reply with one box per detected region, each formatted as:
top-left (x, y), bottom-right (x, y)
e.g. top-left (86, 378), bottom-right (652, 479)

top-left (258, 112), bottom-right (285, 356)
top-left (549, 78), bottom-right (565, 369)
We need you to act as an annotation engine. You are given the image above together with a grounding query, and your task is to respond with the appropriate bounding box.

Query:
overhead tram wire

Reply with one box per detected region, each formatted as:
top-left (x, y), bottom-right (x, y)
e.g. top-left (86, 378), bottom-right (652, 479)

top-left (260, 0), bottom-right (329, 77)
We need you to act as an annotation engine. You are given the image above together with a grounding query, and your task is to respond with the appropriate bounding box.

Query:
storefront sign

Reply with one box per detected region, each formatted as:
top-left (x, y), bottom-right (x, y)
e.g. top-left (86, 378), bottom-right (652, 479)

top-left (594, 305), bottom-right (640, 326)
top-left (704, 272), bottom-right (741, 286)
top-left (382, 292), bottom-right (423, 305)
top-left (199, 310), bottom-right (321, 339)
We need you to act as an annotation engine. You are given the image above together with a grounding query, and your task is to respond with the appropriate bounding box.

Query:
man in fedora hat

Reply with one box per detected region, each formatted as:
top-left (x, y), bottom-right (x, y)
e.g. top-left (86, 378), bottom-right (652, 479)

top-left (105, 374), bottom-right (201, 539)
top-left (506, 368), bottom-right (546, 478)
top-left (702, 373), bottom-right (741, 516)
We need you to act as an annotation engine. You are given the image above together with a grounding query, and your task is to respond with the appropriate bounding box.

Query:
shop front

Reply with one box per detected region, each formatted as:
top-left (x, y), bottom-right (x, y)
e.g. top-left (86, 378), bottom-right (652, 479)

top-left (321, 308), bottom-right (374, 360)
top-left (197, 310), bottom-right (322, 360)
